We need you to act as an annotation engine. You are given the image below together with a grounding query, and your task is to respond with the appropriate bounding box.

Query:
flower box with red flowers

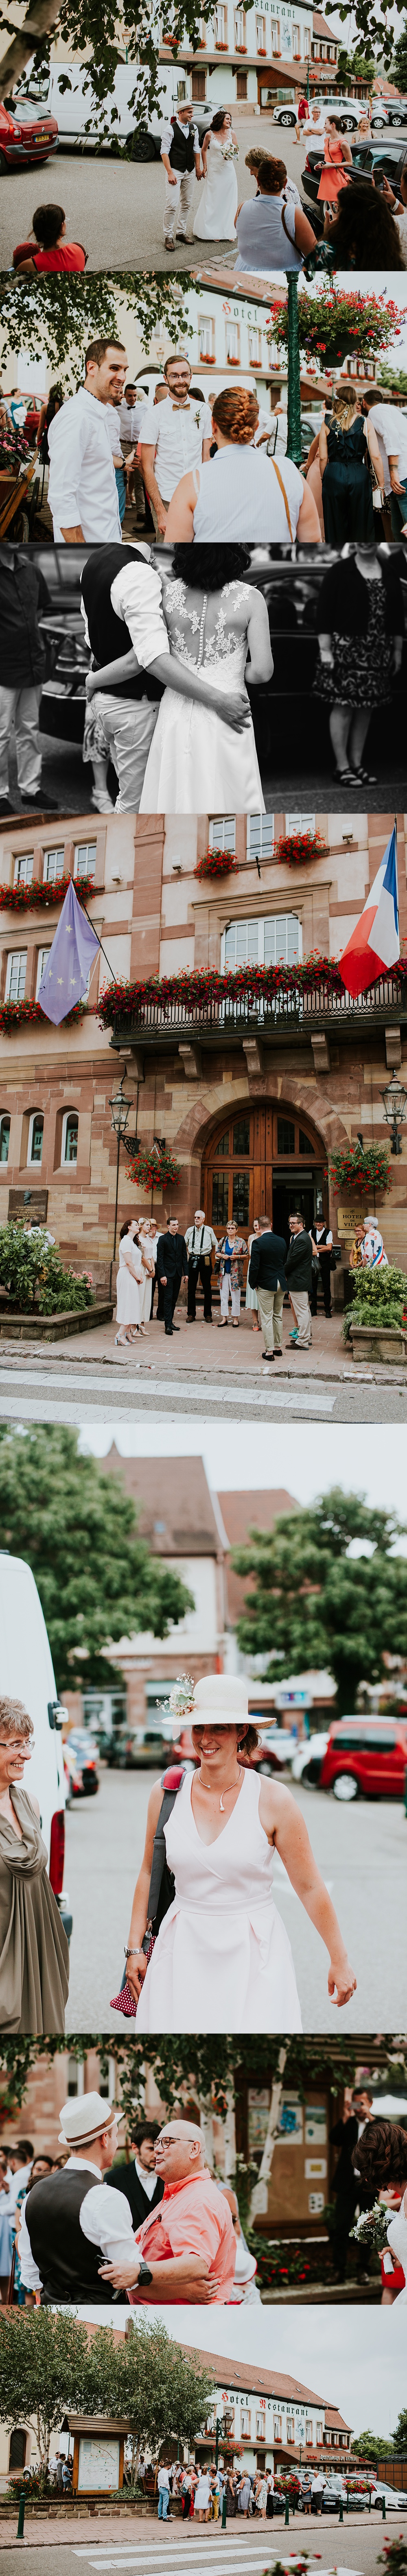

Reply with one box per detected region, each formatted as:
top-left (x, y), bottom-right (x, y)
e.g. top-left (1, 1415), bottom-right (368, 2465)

top-left (195, 846), bottom-right (239, 879)
top-left (98, 952), bottom-right (369, 1032)
top-left (0, 873), bottom-right (95, 915)
top-left (0, 998), bottom-right (92, 1034)
top-left (227, 354), bottom-right (240, 364)
top-left (276, 831), bottom-right (328, 869)
top-left (127, 1145), bottom-right (180, 1193)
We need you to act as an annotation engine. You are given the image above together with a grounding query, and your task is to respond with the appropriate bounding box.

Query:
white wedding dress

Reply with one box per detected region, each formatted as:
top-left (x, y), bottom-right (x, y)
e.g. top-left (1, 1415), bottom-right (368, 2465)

top-left (134, 1767), bottom-right (302, 2032)
top-left (193, 134), bottom-right (238, 240)
top-left (387, 2196), bottom-right (407, 2303)
top-left (139, 577), bottom-right (265, 814)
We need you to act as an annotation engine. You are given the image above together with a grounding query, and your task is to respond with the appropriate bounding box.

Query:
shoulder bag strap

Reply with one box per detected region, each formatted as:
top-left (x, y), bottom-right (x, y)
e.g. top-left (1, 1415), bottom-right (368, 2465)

top-left (269, 454), bottom-right (293, 542)
top-left (146, 1767), bottom-right (186, 1927)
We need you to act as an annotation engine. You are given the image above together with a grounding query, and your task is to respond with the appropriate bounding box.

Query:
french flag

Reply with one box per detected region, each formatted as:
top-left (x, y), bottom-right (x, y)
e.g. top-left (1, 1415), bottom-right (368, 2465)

top-left (339, 825), bottom-right (400, 1000)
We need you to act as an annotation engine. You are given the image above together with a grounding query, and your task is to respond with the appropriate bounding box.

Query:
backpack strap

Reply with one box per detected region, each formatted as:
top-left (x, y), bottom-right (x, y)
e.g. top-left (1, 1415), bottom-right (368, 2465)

top-left (145, 1766), bottom-right (186, 1930)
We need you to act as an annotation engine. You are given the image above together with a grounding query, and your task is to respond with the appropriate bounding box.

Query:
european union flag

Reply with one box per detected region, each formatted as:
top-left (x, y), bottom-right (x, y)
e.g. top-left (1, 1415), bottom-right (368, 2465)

top-left (37, 877), bottom-right (101, 1027)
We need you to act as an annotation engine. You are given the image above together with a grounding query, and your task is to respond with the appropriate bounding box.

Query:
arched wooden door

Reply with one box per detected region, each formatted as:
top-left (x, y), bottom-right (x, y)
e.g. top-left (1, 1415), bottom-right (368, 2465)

top-left (202, 1102), bottom-right (328, 1244)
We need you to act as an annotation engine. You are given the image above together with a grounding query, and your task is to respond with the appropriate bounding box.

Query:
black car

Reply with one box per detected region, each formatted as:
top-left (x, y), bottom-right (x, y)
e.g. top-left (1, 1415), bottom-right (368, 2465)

top-left (302, 134), bottom-right (407, 227)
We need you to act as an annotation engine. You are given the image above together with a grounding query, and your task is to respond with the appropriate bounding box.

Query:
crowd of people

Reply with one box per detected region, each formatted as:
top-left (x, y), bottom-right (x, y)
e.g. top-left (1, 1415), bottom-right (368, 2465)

top-left (301, 389), bottom-right (407, 547)
top-left (114, 1208), bottom-right (339, 1353)
top-left (155, 2461), bottom-right (277, 2519)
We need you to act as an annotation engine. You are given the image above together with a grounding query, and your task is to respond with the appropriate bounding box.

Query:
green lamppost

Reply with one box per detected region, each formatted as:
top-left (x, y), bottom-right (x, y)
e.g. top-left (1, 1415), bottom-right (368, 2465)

top-left (285, 272), bottom-right (303, 467)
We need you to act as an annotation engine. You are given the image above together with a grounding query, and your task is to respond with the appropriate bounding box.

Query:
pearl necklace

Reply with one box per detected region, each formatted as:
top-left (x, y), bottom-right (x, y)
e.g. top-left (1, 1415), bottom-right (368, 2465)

top-left (197, 1763), bottom-right (243, 1814)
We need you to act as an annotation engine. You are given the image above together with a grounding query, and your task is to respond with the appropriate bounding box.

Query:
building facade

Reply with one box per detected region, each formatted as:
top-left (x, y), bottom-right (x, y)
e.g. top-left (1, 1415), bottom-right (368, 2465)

top-left (1, 809), bottom-right (406, 1300)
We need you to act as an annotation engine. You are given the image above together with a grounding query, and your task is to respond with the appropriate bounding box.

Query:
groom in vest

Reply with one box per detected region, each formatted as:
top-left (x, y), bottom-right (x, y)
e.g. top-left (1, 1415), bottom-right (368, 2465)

top-left (18, 2093), bottom-right (149, 2306)
top-left (160, 103), bottom-right (202, 250)
top-left (81, 542), bottom-right (169, 813)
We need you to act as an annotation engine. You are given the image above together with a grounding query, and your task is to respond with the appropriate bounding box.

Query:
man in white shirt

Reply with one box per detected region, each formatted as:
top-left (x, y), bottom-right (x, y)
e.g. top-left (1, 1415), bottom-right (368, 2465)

top-left (18, 2095), bottom-right (145, 2305)
top-left (363, 391), bottom-right (407, 540)
top-left (157, 2465), bottom-right (173, 2522)
top-left (184, 1208), bottom-right (218, 1323)
top-left (310, 1217), bottom-right (333, 1317)
top-left (48, 337), bottom-right (128, 542)
top-left (160, 102), bottom-right (202, 250)
top-left (141, 352), bottom-right (212, 538)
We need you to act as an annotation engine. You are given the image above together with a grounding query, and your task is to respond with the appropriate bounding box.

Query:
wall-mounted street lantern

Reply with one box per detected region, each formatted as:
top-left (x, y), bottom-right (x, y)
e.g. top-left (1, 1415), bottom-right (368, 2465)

top-left (108, 1066), bottom-right (136, 1298)
top-left (381, 1071), bottom-right (407, 1157)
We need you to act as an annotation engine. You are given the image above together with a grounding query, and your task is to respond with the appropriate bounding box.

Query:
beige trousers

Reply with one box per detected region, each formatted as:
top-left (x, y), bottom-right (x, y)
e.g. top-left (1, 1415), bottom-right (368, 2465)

top-left (289, 1288), bottom-right (312, 1346)
top-left (256, 1285), bottom-right (284, 1352)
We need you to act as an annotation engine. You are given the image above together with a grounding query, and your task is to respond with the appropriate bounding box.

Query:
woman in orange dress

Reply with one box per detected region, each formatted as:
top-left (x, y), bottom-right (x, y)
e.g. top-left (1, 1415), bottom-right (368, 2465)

top-left (317, 117), bottom-right (352, 215)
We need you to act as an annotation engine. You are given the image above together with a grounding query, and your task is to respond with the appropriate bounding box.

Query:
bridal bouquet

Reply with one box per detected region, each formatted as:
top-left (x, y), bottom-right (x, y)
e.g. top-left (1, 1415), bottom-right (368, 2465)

top-left (350, 2203), bottom-right (391, 2252)
top-left (221, 138), bottom-right (239, 160)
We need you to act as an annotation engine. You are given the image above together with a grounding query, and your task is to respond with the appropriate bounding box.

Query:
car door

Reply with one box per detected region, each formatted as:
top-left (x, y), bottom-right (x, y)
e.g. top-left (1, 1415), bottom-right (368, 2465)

top-left (361, 1726), bottom-right (400, 1794)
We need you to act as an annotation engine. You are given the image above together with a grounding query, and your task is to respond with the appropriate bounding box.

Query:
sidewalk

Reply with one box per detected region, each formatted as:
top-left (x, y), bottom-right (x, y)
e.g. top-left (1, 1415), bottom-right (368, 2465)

top-left (0, 1306), bottom-right (404, 1388)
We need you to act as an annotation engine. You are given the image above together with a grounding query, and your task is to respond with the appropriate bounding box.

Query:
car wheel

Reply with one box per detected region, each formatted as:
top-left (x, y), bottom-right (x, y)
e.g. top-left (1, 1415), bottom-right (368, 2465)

top-left (332, 1771), bottom-right (359, 1801)
top-left (280, 111), bottom-right (294, 125)
top-left (391, 113), bottom-right (403, 124)
top-left (257, 1756), bottom-right (278, 1774)
top-left (129, 128), bottom-right (158, 158)
top-left (342, 115), bottom-right (356, 129)
top-left (0, 147), bottom-right (9, 172)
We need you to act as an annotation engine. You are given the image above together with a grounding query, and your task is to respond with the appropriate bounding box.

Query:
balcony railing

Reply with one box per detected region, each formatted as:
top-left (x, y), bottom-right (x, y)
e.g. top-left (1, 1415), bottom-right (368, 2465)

top-left (112, 969), bottom-right (407, 1050)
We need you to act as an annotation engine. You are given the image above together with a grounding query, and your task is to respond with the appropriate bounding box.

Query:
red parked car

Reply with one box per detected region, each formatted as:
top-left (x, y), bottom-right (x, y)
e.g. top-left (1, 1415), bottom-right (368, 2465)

top-left (0, 93), bottom-right (58, 172)
top-left (319, 1716), bottom-right (407, 1801)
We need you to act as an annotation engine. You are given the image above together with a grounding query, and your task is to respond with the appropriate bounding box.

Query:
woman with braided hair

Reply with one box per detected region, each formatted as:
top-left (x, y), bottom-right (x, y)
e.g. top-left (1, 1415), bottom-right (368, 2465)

top-left (352, 2119), bottom-right (407, 2306)
top-left (164, 386), bottom-right (321, 545)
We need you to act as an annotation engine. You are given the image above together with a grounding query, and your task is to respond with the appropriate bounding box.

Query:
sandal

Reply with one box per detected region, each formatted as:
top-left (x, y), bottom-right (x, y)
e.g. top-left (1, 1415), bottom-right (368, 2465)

top-left (333, 766), bottom-right (359, 784)
top-left (352, 767), bottom-right (377, 785)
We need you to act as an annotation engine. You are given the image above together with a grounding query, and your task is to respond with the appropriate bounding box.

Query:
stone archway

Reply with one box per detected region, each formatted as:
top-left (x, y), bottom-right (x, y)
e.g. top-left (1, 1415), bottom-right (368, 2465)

top-left (201, 1096), bottom-right (329, 1244)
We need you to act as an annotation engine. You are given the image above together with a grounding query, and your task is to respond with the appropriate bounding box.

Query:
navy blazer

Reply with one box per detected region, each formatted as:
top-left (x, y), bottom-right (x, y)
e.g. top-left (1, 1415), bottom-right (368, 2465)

top-left (248, 1230), bottom-right (287, 1293)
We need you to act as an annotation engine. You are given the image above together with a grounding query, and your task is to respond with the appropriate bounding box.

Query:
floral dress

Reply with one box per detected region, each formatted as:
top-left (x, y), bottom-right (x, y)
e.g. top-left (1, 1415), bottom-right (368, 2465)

top-left (313, 576), bottom-right (395, 708)
top-left (139, 578), bottom-right (265, 814)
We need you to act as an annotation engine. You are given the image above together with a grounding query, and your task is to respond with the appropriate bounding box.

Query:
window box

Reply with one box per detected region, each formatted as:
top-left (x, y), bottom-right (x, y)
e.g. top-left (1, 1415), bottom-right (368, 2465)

top-left (0, 873), bottom-right (95, 914)
top-left (195, 846), bottom-right (238, 879)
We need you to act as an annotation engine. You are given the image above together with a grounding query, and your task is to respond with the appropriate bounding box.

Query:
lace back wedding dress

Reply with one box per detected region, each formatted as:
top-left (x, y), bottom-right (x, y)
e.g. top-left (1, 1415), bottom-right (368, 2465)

top-left (139, 577), bottom-right (265, 814)
top-left (134, 1765), bottom-right (302, 2032)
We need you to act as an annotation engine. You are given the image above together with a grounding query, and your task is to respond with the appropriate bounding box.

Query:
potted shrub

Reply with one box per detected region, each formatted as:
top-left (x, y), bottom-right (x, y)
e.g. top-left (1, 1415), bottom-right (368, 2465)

top-left (0, 1222), bottom-right (97, 1330)
top-left (343, 1260), bottom-right (407, 1364)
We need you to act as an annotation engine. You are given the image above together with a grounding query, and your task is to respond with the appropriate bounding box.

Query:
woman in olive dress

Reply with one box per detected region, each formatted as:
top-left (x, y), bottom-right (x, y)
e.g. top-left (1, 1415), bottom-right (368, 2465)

top-left (0, 1697), bottom-right (69, 2033)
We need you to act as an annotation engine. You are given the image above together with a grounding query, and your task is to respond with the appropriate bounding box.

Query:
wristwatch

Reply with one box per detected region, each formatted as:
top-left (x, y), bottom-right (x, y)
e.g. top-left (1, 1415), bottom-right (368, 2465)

top-left (137, 2258), bottom-right (153, 2285)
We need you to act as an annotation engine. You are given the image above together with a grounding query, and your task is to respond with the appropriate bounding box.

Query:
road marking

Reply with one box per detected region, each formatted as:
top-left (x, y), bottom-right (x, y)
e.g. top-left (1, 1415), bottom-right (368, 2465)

top-left (0, 1382), bottom-right (335, 1422)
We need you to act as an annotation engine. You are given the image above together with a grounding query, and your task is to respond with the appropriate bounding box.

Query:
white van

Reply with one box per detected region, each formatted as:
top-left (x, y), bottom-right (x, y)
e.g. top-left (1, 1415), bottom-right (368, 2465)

top-left (0, 1553), bottom-right (72, 1939)
top-left (14, 58), bottom-right (177, 151)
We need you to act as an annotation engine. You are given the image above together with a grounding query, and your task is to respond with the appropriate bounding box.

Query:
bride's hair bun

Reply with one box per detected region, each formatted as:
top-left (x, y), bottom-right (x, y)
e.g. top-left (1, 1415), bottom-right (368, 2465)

top-left (212, 387), bottom-right (259, 446)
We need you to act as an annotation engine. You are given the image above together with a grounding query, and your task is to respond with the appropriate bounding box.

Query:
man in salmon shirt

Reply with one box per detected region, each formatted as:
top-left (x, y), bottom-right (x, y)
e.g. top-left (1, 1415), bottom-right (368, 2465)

top-left (98, 2119), bottom-right (236, 2304)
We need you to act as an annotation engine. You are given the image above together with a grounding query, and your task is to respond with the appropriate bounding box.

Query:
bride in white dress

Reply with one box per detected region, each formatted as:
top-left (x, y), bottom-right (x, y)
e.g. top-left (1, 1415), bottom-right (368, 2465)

top-left (193, 108), bottom-right (239, 242)
top-left (123, 1675), bottom-right (357, 2033)
top-left (139, 545), bottom-right (271, 814)
top-left (352, 2119), bottom-right (407, 2307)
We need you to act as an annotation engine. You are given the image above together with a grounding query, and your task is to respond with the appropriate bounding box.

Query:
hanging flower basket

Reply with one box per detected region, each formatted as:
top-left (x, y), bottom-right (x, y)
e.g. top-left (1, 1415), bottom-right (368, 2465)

top-left (127, 1145), bottom-right (181, 1192)
top-left (267, 288), bottom-right (407, 369)
top-left (328, 1141), bottom-right (392, 1195)
top-left (195, 846), bottom-right (238, 879)
top-left (0, 873), bottom-right (95, 915)
top-left (275, 830), bottom-right (328, 869)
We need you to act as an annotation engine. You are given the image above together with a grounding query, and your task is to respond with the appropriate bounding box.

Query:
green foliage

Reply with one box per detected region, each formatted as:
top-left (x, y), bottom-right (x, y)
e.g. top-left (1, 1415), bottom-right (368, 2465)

top-left (0, 274), bottom-right (197, 388)
top-left (0, 2310), bottom-right (213, 2477)
top-left (391, 27), bottom-right (407, 90)
top-left (0, 2309), bottom-right (92, 2468)
top-left (232, 1485), bottom-right (407, 1718)
top-left (394, 2408), bottom-right (407, 2452)
top-left (324, 0), bottom-right (403, 76)
top-left (343, 1262), bottom-right (407, 1341)
top-left (0, 0), bottom-right (223, 131)
top-left (0, 1221), bottom-right (94, 1316)
top-left (353, 2431), bottom-right (395, 2459)
top-left (0, 1424), bottom-right (193, 1693)
top-left (337, 44), bottom-right (376, 77)
top-left (4, 2033), bottom-right (397, 2130)
top-left (378, 366), bottom-right (407, 395)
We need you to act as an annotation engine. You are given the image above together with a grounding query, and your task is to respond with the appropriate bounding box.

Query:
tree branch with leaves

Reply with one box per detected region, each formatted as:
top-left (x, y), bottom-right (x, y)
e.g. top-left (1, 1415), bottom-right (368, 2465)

top-left (0, 274), bottom-right (198, 389)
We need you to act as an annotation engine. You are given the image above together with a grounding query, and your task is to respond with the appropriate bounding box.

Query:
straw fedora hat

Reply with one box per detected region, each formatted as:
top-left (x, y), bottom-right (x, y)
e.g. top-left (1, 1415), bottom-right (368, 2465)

top-left (58, 2092), bottom-right (126, 2149)
top-left (191, 1675), bottom-right (270, 1728)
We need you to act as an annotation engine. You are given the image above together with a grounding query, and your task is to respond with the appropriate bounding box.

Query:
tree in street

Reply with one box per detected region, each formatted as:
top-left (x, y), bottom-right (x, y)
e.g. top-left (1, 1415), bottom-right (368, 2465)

top-left (0, 0), bottom-right (221, 133)
top-left (0, 2309), bottom-right (92, 2476)
top-left (353, 2431), bottom-right (395, 2460)
top-left (232, 1485), bottom-right (407, 1718)
top-left (0, 275), bottom-right (197, 390)
top-left (0, 1424), bottom-right (193, 1694)
top-left (0, 2309), bottom-right (214, 2486)
top-left (394, 2409), bottom-right (407, 2452)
